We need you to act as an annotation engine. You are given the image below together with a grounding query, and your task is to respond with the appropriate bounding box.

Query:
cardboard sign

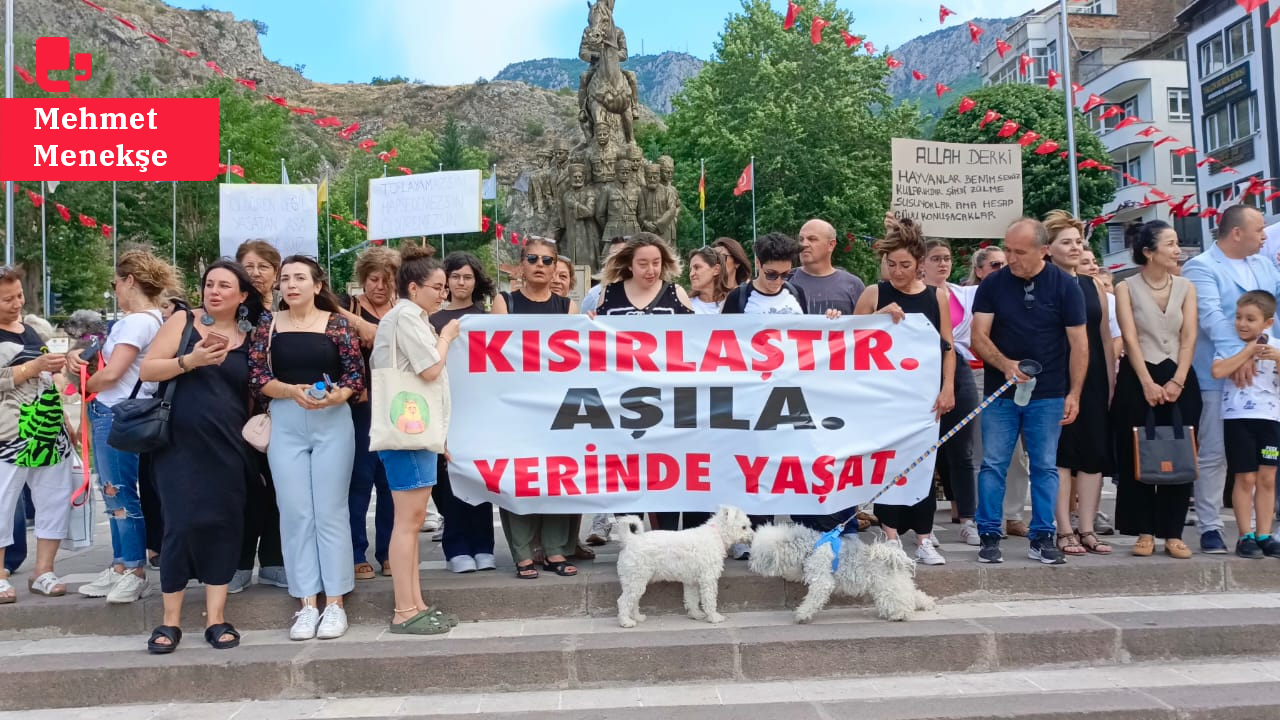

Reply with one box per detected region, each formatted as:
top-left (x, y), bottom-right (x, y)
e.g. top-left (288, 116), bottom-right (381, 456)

top-left (218, 183), bottom-right (318, 258)
top-left (890, 138), bottom-right (1023, 239)
top-left (367, 169), bottom-right (482, 240)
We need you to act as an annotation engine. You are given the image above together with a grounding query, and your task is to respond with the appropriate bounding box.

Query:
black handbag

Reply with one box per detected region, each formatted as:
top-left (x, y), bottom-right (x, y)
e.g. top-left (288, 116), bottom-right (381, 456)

top-left (107, 311), bottom-right (194, 454)
top-left (1133, 404), bottom-right (1198, 485)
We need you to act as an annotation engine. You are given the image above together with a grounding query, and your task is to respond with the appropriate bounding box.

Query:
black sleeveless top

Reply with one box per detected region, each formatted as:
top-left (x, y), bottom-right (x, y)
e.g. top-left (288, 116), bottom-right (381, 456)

top-left (504, 290), bottom-right (570, 315)
top-left (597, 282), bottom-right (692, 316)
top-left (270, 332), bottom-right (343, 386)
top-left (876, 281), bottom-right (941, 332)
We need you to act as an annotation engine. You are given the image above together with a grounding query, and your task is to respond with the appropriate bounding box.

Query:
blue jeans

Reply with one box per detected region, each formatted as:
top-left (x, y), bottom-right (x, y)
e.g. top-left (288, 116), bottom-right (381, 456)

top-left (975, 397), bottom-right (1065, 538)
top-left (348, 401), bottom-right (392, 565)
top-left (89, 400), bottom-right (147, 569)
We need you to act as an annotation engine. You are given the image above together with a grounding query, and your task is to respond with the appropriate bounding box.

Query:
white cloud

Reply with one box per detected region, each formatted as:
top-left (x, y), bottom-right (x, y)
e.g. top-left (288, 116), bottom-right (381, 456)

top-left (386, 0), bottom-right (582, 85)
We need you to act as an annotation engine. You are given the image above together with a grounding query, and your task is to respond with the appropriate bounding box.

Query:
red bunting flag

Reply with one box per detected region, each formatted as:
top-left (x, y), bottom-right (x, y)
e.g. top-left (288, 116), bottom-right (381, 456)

top-left (886, 55), bottom-right (902, 69)
top-left (1034, 140), bottom-right (1060, 155)
top-left (349, 219), bottom-right (368, 231)
top-left (339, 123), bottom-right (360, 140)
top-left (78, 214), bottom-right (97, 228)
top-left (1222, 167), bottom-right (1239, 174)
top-left (1197, 156), bottom-right (1219, 168)
top-left (912, 69), bottom-right (926, 81)
top-left (511, 232), bottom-right (521, 245)
top-left (481, 216), bottom-right (491, 233)
top-left (314, 116), bottom-right (342, 127)
top-left (358, 139), bottom-right (377, 152)
top-left (1235, 0), bottom-right (1265, 11)
top-left (783, 1), bottom-right (802, 30)
top-left (1096, 164), bottom-right (1113, 171)
top-left (266, 95), bottom-right (289, 107)
top-left (25, 190), bottom-right (42, 208)
top-left (996, 120), bottom-right (1020, 138)
top-left (1245, 176), bottom-right (1272, 197)
top-left (1168, 195), bottom-right (1197, 219)
top-left (1081, 94), bottom-right (1105, 112)
top-left (388, 148), bottom-right (399, 158)
top-left (397, 167), bottom-right (412, 175)
top-left (1200, 207), bottom-right (1220, 221)
top-left (80, 0), bottom-right (107, 10)
top-left (1078, 159), bottom-right (1100, 170)
top-left (1114, 116), bottom-right (1140, 130)
top-left (967, 22), bottom-right (984, 43)
top-left (1098, 105), bottom-right (1124, 120)
top-left (177, 49), bottom-right (198, 58)
top-left (14, 66), bottom-right (34, 84)
top-left (1058, 151), bottom-right (1069, 160)
top-left (378, 151), bottom-right (392, 163)
top-left (1268, 5), bottom-right (1280, 28)
top-left (114, 15), bottom-right (137, 30)
top-left (935, 82), bottom-right (952, 97)
top-left (204, 61), bottom-right (224, 76)
top-left (733, 162), bottom-right (754, 197)
top-left (864, 41), bottom-right (877, 55)
top-left (329, 213), bottom-right (344, 221)
top-left (1088, 214), bottom-right (1115, 229)
top-left (957, 97), bottom-right (977, 114)
top-left (1148, 189), bottom-right (1173, 202)
top-left (234, 78), bottom-right (257, 91)
top-left (1018, 54), bottom-right (1034, 76)
top-left (1173, 146), bottom-right (1199, 157)
top-left (55, 203), bottom-right (71, 222)
top-left (841, 30), bottom-right (862, 49)
top-left (1046, 70), bottom-right (1061, 90)
top-left (144, 31), bottom-right (169, 44)
top-left (978, 109), bottom-right (1001, 129)
top-left (995, 39), bottom-right (1012, 59)
top-left (289, 106), bottom-right (316, 115)
top-left (810, 17), bottom-right (828, 45)
top-left (1137, 126), bottom-right (1160, 138)
top-left (101, 224), bottom-right (112, 239)
top-left (939, 5), bottom-right (956, 23)
top-left (495, 223), bottom-right (505, 240)
top-left (1267, 191), bottom-right (1280, 203)
top-left (230, 164), bottom-right (244, 178)
top-left (1152, 136), bottom-right (1176, 148)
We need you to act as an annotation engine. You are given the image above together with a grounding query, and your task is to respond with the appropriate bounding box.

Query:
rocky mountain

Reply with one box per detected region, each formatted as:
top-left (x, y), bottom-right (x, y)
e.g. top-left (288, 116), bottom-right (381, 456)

top-left (494, 51), bottom-right (705, 114)
top-left (884, 18), bottom-right (1015, 110)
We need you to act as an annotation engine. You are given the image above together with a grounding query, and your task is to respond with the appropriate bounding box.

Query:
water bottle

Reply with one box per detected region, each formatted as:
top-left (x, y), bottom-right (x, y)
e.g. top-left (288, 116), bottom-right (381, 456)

top-left (1012, 359), bottom-right (1042, 407)
top-left (306, 382), bottom-right (328, 400)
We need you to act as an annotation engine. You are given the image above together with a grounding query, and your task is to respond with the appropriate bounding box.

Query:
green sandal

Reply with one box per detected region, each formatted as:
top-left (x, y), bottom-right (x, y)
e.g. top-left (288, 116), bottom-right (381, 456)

top-left (389, 610), bottom-right (451, 635)
top-left (423, 605), bottom-right (459, 627)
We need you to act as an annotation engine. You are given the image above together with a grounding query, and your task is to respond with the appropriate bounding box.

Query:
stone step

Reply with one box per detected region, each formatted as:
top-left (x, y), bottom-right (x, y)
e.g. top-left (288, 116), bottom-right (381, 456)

top-left (2, 595), bottom-right (1279, 711)
top-left (5, 550), bottom-right (1278, 638)
top-left (5, 655), bottom-right (1280, 719)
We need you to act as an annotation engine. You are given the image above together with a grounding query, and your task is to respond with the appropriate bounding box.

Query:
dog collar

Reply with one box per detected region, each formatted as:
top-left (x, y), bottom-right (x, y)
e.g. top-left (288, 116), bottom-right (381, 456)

top-left (812, 528), bottom-right (842, 572)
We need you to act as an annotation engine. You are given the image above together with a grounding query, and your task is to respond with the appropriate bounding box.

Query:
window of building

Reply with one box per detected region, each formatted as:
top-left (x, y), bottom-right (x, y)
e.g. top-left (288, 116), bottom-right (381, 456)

top-left (1068, 0), bottom-right (1115, 14)
top-left (1206, 177), bottom-right (1264, 230)
top-left (1164, 44), bottom-right (1187, 61)
top-left (1114, 156), bottom-right (1142, 186)
top-left (1088, 96), bottom-right (1139, 133)
top-left (1198, 17), bottom-right (1254, 79)
top-left (1170, 151), bottom-right (1196, 183)
top-left (1167, 88), bottom-right (1191, 121)
top-left (1203, 94), bottom-right (1259, 151)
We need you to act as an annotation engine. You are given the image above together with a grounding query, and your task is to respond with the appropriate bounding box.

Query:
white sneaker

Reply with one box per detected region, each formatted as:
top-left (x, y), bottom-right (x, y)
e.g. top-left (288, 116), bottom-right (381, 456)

top-left (290, 605), bottom-right (321, 641)
top-left (916, 541), bottom-right (946, 565)
top-left (316, 604), bottom-right (348, 640)
top-left (106, 572), bottom-right (148, 604)
top-left (474, 553), bottom-right (497, 571)
top-left (960, 520), bottom-right (981, 546)
top-left (447, 555), bottom-right (478, 573)
top-left (925, 534), bottom-right (941, 548)
top-left (78, 567), bottom-right (124, 598)
top-left (421, 512), bottom-right (442, 533)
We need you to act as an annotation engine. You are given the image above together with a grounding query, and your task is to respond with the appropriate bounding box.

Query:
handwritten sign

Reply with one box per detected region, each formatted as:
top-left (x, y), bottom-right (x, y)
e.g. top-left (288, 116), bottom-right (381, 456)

top-left (890, 138), bottom-right (1023, 239)
top-left (218, 183), bottom-right (318, 258)
top-left (367, 170), bottom-right (481, 240)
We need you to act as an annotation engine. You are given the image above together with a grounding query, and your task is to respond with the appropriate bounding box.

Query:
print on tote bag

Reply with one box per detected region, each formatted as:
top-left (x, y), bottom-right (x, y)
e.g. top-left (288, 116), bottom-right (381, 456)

top-left (392, 391), bottom-right (429, 435)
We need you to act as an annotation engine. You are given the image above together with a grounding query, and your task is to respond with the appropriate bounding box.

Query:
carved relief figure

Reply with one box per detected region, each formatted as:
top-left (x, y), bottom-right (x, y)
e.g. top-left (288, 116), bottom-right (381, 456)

top-left (560, 163), bottom-right (602, 269)
top-left (597, 157), bottom-right (642, 241)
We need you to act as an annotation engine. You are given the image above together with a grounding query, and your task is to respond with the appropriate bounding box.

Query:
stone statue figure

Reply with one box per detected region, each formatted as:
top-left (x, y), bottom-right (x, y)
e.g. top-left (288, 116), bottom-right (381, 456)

top-left (639, 162), bottom-right (662, 234)
top-left (578, 0), bottom-right (640, 146)
top-left (529, 148), bottom-right (553, 217)
top-left (560, 163), bottom-right (602, 268)
top-left (597, 157), bottom-right (642, 241)
top-left (656, 155), bottom-right (680, 242)
top-left (588, 117), bottom-right (617, 185)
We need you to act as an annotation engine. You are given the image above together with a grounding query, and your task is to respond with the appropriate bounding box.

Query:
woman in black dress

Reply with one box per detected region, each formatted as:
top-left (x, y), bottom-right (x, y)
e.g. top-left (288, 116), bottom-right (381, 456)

top-left (139, 260), bottom-right (266, 653)
top-left (1043, 210), bottom-right (1116, 556)
top-left (853, 214), bottom-right (956, 565)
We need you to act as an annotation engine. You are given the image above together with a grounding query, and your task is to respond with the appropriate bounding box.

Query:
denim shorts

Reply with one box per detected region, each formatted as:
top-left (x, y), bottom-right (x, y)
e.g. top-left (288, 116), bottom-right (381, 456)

top-left (377, 449), bottom-right (439, 491)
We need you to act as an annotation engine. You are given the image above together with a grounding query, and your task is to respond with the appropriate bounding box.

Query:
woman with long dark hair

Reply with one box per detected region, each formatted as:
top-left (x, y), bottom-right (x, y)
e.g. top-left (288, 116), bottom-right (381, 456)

top-left (139, 260), bottom-right (266, 652)
top-left (712, 236), bottom-right (750, 289)
top-left (249, 256), bottom-right (365, 641)
top-left (686, 246), bottom-right (731, 314)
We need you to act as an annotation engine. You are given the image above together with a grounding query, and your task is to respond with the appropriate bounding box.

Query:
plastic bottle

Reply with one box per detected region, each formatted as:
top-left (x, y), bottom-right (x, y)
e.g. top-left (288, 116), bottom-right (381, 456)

top-left (306, 382), bottom-right (328, 400)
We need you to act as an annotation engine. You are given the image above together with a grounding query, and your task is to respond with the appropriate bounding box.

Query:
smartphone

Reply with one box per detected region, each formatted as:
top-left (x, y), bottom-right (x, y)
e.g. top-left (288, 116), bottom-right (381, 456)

top-left (80, 337), bottom-right (103, 364)
top-left (1258, 335), bottom-right (1269, 345)
top-left (203, 331), bottom-right (230, 350)
top-left (46, 337), bottom-right (70, 354)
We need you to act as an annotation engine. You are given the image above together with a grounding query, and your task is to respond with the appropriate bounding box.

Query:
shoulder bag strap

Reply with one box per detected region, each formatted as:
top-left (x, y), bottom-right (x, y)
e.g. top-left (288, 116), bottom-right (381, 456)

top-left (160, 310), bottom-right (197, 407)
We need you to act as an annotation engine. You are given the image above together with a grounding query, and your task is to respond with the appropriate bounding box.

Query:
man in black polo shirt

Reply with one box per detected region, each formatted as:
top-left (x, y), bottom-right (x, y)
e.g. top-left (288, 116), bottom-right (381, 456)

top-left (970, 218), bottom-right (1088, 565)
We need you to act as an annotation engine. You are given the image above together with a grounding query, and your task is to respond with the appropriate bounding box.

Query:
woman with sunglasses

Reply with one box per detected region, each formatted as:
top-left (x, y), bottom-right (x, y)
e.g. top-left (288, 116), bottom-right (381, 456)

top-left (492, 237), bottom-right (580, 579)
top-left (966, 247), bottom-right (1006, 286)
top-left (686, 247), bottom-right (731, 314)
top-left (854, 214), bottom-right (956, 565)
top-left (1043, 210), bottom-right (1115, 558)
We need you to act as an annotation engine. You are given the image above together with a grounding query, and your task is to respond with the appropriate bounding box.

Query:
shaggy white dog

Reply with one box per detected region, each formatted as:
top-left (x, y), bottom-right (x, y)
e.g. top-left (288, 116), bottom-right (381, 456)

top-left (748, 523), bottom-right (934, 623)
top-left (612, 506), bottom-right (755, 628)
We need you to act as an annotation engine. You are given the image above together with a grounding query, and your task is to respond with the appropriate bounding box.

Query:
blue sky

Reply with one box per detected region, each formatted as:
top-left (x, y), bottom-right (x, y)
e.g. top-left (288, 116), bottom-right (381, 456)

top-left (166, 0), bottom-right (1038, 86)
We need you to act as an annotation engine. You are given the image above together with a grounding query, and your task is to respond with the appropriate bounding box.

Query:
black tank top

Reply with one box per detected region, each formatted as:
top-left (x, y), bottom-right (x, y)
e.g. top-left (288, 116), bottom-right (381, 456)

top-left (597, 282), bottom-right (692, 315)
top-left (270, 332), bottom-right (343, 386)
top-left (504, 290), bottom-right (570, 315)
top-left (876, 281), bottom-right (941, 332)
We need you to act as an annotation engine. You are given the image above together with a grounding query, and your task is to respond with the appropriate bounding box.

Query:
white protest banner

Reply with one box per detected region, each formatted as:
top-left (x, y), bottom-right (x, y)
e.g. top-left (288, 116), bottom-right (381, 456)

top-left (218, 183), bottom-right (318, 258)
top-left (446, 314), bottom-right (942, 515)
top-left (367, 169), bottom-right (481, 240)
top-left (890, 138), bottom-right (1023, 239)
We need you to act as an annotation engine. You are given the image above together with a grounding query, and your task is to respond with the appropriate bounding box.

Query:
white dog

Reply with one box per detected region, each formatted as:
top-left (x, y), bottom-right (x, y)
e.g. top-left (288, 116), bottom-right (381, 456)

top-left (612, 506), bottom-right (755, 628)
top-left (748, 523), bottom-right (934, 623)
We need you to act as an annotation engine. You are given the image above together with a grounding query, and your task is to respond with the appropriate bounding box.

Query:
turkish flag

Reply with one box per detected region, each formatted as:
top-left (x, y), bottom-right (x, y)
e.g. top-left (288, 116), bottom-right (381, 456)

top-left (1034, 140), bottom-right (1060, 155)
top-left (1114, 116), bottom-right (1140, 130)
top-left (25, 190), bottom-right (42, 208)
top-left (339, 123), bottom-right (360, 140)
top-left (1268, 5), bottom-right (1280, 28)
top-left (101, 224), bottom-right (112, 239)
top-left (783, 2), bottom-right (802, 30)
top-left (235, 78), bottom-right (257, 91)
top-left (841, 31), bottom-right (862, 49)
top-left (996, 120), bottom-right (1020, 138)
top-left (1082, 94), bottom-right (1106, 113)
top-left (935, 82), bottom-right (952, 97)
top-left (1047, 70), bottom-right (1061, 90)
top-left (78, 214), bottom-right (97, 228)
top-left (1098, 105), bottom-right (1124, 120)
top-left (810, 17), bottom-right (828, 45)
top-left (1236, 0), bottom-right (1265, 11)
top-left (912, 70), bottom-right (927, 81)
top-left (978, 109), bottom-right (1001, 129)
top-left (1018, 54), bottom-right (1034, 76)
top-left (957, 97), bottom-right (977, 114)
top-left (1078, 159), bottom-right (1100, 170)
top-left (733, 162), bottom-right (753, 197)
top-left (358, 139), bottom-right (377, 152)
top-left (996, 39), bottom-right (1012, 59)
top-left (939, 5), bottom-right (955, 23)
top-left (886, 56), bottom-right (902, 69)
top-left (55, 203), bottom-right (71, 222)
top-left (968, 22), bottom-right (983, 43)
top-left (482, 216), bottom-right (491, 233)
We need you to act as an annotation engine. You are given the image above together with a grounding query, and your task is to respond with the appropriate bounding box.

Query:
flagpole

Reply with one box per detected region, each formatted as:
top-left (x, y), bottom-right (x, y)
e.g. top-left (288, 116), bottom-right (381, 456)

top-left (111, 181), bottom-right (118, 315)
top-left (1059, 0), bottom-right (1080, 218)
top-left (700, 158), bottom-right (706, 246)
top-left (438, 162), bottom-right (445, 254)
top-left (749, 156), bottom-right (757, 243)
top-left (171, 181), bottom-right (177, 266)
top-left (324, 171), bottom-right (332, 279)
top-left (490, 163), bottom-right (498, 285)
top-left (40, 181), bottom-right (48, 317)
top-left (226, 150), bottom-right (231, 183)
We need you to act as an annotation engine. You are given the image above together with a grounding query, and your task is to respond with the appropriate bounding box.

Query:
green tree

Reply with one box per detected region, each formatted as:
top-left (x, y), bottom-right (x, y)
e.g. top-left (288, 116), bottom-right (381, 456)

top-left (931, 83), bottom-right (1116, 224)
top-left (656, 0), bottom-right (921, 282)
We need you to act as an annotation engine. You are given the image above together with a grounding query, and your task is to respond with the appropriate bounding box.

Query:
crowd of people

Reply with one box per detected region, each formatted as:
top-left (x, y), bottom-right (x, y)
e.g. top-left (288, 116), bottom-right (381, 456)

top-left (0, 202), bottom-right (1274, 651)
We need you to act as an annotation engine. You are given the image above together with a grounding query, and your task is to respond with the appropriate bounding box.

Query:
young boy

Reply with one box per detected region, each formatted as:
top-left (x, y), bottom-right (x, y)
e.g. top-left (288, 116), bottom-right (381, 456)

top-left (1212, 290), bottom-right (1280, 559)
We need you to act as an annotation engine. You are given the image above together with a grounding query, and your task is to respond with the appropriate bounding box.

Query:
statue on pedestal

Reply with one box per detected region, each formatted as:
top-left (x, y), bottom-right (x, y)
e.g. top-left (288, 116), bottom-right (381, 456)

top-left (597, 157), bottom-right (642, 241)
top-left (578, 0), bottom-right (640, 146)
top-left (560, 163), bottom-right (601, 268)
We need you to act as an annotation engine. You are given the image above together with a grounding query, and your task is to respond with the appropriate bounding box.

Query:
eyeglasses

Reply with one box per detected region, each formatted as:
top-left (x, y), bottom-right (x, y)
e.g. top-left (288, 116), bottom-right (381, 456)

top-left (761, 269), bottom-right (791, 281)
top-left (928, 256), bottom-right (952, 264)
top-left (988, 261), bottom-right (1005, 270)
top-left (1023, 280), bottom-right (1036, 310)
top-left (425, 284), bottom-right (446, 294)
top-left (526, 254), bottom-right (556, 266)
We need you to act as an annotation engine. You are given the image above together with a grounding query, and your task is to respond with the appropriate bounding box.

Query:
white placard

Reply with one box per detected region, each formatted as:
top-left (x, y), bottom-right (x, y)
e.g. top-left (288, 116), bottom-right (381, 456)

top-left (367, 170), bottom-right (482, 241)
top-left (890, 138), bottom-right (1023, 239)
top-left (446, 314), bottom-right (942, 514)
top-left (218, 183), bottom-right (318, 259)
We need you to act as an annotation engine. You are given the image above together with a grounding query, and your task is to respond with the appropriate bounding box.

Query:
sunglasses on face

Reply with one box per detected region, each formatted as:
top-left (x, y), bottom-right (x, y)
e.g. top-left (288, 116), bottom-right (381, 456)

top-left (988, 261), bottom-right (1005, 270)
top-left (526, 254), bottom-right (557, 267)
top-left (761, 269), bottom-right (790, 282)
top-left (1023, 280), bottom-right (1036, 310)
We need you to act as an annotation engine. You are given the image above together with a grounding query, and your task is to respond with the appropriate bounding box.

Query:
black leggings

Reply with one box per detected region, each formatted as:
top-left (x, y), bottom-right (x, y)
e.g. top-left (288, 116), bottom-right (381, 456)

top-left (936, 362), bottom-right (979, 518)
top-left (238, 453), bottom-right (283, 570)
top-left (138, 453), bottom-right (163, 555)
top-left (875, 491), bottom-right (938, 536)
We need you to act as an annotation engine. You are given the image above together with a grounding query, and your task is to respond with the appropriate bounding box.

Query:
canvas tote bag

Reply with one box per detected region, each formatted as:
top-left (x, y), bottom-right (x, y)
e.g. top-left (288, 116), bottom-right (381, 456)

top-left (369, 310), bottom-right (449, 453)
top-left (1133, 405), bottom-right (1198, 485)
